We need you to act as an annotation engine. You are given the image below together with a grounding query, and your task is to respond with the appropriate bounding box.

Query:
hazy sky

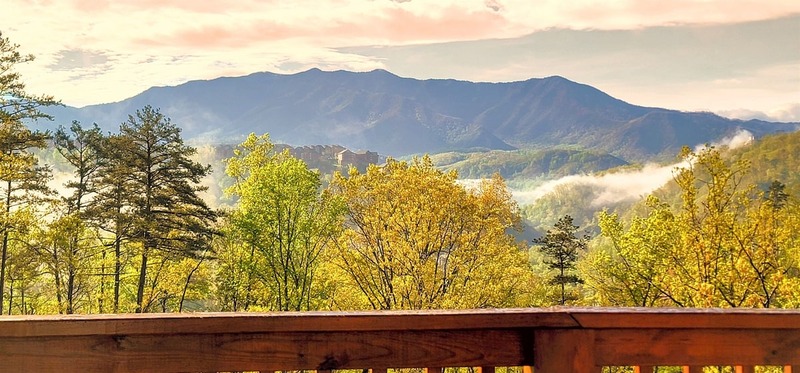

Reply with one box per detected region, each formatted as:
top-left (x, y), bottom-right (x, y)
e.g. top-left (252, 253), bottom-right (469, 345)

top-left (4, 0), bottom-right (799, 121)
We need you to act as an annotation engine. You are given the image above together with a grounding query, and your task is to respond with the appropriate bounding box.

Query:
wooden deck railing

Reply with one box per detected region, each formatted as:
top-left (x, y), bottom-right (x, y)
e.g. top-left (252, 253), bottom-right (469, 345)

top-left (1, 308), bottom-right (799, 372)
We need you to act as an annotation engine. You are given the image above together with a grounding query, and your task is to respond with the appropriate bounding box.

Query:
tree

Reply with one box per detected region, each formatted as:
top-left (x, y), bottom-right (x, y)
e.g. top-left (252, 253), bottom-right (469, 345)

top-left (329, 157), bottom-right (532, 310)
top-left (0, 31), bottom-right (58, 315)
top-left (587, 197), bottom-right (681, 307)
top-left (116, 106), bottom-right (217, 313)
top-left (224, 133), bottom-right (343, 311)
top-left (0, 32), bottom-right (58, 124)
top-left (53, 121), bottom-right (104, 313)
top-left (532, 215), bottom-right (588, 305)
top-left (587, 146), bottom-right (800, 308)
top-left (89, 133), bottom-right (136, 312)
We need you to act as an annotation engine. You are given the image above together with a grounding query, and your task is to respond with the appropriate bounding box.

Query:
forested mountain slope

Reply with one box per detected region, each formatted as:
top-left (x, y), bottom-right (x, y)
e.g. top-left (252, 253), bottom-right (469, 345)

top-left (46, 69), bottom-right (795, 160)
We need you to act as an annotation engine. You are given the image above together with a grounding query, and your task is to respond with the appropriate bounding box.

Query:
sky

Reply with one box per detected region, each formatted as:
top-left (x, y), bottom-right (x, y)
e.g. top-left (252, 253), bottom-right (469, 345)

top-left (3, 0), bottom-right (800, 121)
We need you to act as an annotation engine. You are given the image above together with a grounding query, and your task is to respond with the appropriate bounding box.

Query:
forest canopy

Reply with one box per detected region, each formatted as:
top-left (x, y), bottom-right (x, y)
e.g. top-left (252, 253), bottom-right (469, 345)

top-left (1, 32), bottom-right (798, 314)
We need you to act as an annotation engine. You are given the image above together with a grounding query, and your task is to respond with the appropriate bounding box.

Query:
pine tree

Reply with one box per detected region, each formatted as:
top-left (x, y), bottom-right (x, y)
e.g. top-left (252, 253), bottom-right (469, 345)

top-left (0, 32), bottom-right (58, 314)
top-left (116, 106), bottom-right (217, 313)
top-left (89, 133), bottom-right (135, 312)
top-left (52, 122), bottom-right (104, 313)
top-left (533, 215), bottom-right (588, 305)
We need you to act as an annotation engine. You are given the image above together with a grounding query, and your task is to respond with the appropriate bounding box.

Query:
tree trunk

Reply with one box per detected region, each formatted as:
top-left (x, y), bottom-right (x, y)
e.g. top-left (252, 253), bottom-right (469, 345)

top-left (179, 256), bottom-right (204, 312)
top-left (99, 248), bottom-right (106, 313)
top-left (114, 233), bottom-right (122, 313)
top-left (52, 242), bottom-right (64, 313)
top-left (0, 182), bottom-right (11, 315)
top-left (135, 247), bottom-right (149, 313)
top-left (7, 277), bottom-right (12, 315)
top-left (0, 229), bottom-right (8, 315)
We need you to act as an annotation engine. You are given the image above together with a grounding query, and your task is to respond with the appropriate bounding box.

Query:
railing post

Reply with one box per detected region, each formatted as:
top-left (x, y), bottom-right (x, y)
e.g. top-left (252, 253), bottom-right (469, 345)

top-left (735, 366), bottom-right (755, 373)
top-left (786, 366), bottom-right (800, 373)
top-left (635, 366), bottom-right (655, 373)
top-left (476, 367), bottom-right (496, 373)
top-left (534, 329), bottom-right (599, 373)
top-left (425, 367), bottom-right (443, 373)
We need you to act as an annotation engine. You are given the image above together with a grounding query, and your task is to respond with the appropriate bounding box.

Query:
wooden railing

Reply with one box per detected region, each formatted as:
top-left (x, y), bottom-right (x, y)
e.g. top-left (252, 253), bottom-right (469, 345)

top-left (1, 308), bottom-right (799, 372)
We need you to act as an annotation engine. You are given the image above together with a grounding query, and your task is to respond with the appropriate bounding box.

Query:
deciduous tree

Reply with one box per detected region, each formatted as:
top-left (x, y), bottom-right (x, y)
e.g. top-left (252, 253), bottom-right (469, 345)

top-left (223, 133), bottom-right (343, 311)
top-left (330, 157), bottom-right (532, 310)
top-left (587, 147), bottom-right (800, 308)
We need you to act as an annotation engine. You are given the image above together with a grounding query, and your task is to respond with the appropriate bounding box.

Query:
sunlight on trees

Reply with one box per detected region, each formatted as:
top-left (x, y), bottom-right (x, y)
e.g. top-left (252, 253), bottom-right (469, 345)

top-left (220, 133), bottom-right (343, 311)
top-left (0, 32), bottom-right (58, 314)
top-left (532, 215), bottom-right (588, 305)
top-left (328, 157), bottom-right (533, 310)
top-left (584, 146), bottom-right (800, 308)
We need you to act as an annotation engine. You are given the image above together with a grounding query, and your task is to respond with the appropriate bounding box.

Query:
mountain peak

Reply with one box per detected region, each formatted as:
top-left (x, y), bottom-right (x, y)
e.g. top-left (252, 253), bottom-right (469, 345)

top-left (49, 69), bottom-right (793, 160)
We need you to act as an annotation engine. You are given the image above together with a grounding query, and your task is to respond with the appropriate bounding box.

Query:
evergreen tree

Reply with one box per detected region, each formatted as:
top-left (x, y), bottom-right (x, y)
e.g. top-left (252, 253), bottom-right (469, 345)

top-left (0, 32), bottom-right (57, 314)
top-left (89, 133), bottom-right (135, 312)
top-left (52, 121), bottom-right (104, 313)
top-left (116, 106), bottom-right (217, 313)
top-left (533, 215), bottom-right (588, 305)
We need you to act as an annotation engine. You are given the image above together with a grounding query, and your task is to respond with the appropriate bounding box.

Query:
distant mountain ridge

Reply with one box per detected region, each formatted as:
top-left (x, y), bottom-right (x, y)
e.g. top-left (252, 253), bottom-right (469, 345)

top-left (46, 68), bottom-right (796, 160)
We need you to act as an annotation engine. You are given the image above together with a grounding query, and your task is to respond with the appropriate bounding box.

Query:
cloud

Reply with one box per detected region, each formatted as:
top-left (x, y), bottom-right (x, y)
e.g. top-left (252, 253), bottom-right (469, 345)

top-left (719, 103), bottom-right (800, 123)
top-left (713, 130), bottom-right (755, 150)
top-left (49, 49), bottom-right (110, 71)
top-left (4, 0), bottom-right (800, 107)
top-left (506, 130), bottom-right (757, 207)
top-left (509, 162), bottom-right (681, 207)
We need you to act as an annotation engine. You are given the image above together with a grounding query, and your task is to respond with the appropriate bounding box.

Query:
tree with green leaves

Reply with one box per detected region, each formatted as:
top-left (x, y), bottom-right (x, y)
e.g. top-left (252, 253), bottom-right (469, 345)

top-left (223, 133), bottom-right (343, 311)
top-left (532, 215), bottom-right (588, 305)
top-left (115, 106), bottom-right (217, 313)
top-left (0, 32), bottom-right (58, 314)
top-left (52, 121), bottom-right (104, 313)
top-left (329, 157), bottom-right (532, 310)
top-left (89, 133), bottom-right (136, 312)
top-left (587, 146), bottom-right (800, 308)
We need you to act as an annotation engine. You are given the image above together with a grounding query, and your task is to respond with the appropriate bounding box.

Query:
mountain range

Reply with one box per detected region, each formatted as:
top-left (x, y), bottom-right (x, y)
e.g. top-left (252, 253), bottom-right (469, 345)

top-left (46, 68), bottom-right (797, 161)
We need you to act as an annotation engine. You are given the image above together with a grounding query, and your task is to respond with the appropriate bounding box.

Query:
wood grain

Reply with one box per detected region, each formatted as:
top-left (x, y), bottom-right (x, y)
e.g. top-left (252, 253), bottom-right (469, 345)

top-left (0, 329), bottom-right (528, 372)
top-left (534, 329), bottom-right (600, 373)
top-left (595, 329), bottom-right (800, 366)
top-left (0, 308), bottom-right (578, 337)
top-left (1, 308), bottom-right (799, 372)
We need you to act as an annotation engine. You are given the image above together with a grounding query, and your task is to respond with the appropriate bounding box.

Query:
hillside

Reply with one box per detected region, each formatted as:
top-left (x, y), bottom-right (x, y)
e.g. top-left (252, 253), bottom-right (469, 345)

top-left (46, 69), bottom-right (795, 161)
top-left (432, 148), bottom-right (628, 180)
top-left (519, 130), bottom-right (800, 236)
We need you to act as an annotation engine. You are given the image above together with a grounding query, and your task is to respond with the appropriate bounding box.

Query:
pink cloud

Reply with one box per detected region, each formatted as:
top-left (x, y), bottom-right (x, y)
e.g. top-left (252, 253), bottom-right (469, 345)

top-left (135, 21), bottom-right (305, 48)
top-left (343, 6), bottom-right (508, 43)
top-left (135, 5), bottom-right (509, 50)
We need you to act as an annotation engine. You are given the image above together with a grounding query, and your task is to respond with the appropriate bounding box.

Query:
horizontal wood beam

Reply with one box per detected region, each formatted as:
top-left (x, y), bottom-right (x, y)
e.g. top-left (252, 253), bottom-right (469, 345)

top-left (0, 309), bottom-right (579, 337)
top-left (2, 308), bottom-right (800, 372)
top-left (595, 328), bottom-right (800, 366)
top-left (0, 329), bottom-right (532, 372)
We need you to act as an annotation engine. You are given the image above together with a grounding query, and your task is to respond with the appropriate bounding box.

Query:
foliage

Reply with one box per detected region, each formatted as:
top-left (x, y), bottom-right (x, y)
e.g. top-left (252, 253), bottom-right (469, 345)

top-left (116, 106), bottom-right (218, 312)
top-left (222, 133), bottom-right (343, 311)
top-left (329, 156), bottom-right (533, 310)
top-left (0, 31), bottom-right (58, 124)
top-left (432, 148), bottom-right (628, 180)
top-left (585, 146), bottom-right (800, 308)
top-left (0, 32), bottom-right (59, 314)
top-left (532, 215), bottom-right (589, 305)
